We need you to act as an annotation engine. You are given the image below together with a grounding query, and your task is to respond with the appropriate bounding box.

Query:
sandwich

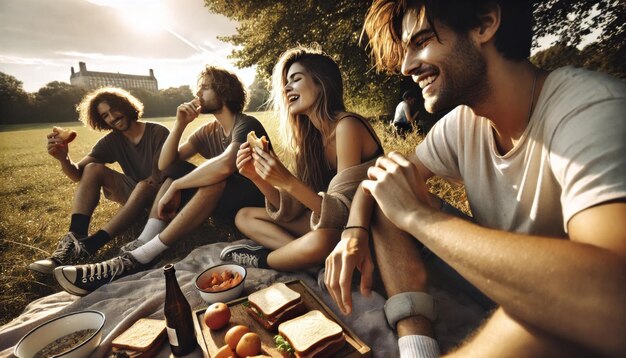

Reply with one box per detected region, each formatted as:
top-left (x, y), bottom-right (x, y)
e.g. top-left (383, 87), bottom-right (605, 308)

top-left (247, 131), bottom-right (269, 152)
top-left (274, 310), bottom-right (346, 358)
top-left (52, 126), bottom-right (77, 144)
top-left (49, 126), bottom-right (77, 156)
top-left (246, 282), bottom-right (307, 331)
top-left (111, 318), bottom-right (166, 358)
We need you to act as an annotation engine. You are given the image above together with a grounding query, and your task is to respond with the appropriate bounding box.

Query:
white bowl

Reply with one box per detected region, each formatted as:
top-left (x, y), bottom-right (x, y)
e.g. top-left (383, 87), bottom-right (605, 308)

top-left (195, 263), bottom-right (247, 304)
top-left (14, 310), bottom-right (105, 358)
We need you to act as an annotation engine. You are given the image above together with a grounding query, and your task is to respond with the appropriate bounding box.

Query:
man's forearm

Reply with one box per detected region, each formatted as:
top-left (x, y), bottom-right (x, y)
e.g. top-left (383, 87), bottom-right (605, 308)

top-left (158, 123), bottom-right (186, 170)
top-left (172, 157), bottom-right (232, 190)
top-left (402, 207), bottom-right (626, 354)
top-left (59, 156), bottom-right (81, 182)
top-left (346, 185), bottom-right (375, 228)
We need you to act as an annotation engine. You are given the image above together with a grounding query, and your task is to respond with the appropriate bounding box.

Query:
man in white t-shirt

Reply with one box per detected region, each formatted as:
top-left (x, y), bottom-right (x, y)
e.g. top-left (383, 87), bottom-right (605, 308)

top-left (325, 1), bottom-right (626, 357)
top-left (393, 91), bottom-right (419, 136)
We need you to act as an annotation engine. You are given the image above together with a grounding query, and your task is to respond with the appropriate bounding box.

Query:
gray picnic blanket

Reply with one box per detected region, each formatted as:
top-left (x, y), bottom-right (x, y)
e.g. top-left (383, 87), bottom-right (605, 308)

top-left (0, 239), bottom-right (488, 357)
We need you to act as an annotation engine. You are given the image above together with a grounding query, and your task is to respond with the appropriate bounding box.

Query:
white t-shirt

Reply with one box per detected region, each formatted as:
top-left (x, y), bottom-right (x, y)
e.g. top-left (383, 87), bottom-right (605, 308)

top-left (416, 67), bottom-right (626, 236)
top-left (394, 101), bottom-right (410, 124)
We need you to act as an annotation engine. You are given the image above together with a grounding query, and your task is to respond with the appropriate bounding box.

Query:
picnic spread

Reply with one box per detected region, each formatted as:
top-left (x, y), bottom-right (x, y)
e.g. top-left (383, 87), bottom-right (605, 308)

top-left (0, 239), bottom-right (488, 357)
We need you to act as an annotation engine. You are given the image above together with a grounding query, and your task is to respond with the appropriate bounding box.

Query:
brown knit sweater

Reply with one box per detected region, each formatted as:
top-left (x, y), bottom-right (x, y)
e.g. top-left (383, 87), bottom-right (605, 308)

top-left (265, 158), bottom-right (378, 230)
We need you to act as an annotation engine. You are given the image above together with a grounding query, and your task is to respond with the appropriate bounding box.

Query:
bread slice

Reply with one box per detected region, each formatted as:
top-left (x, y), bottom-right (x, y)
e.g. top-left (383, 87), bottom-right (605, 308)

top-left (248, 282), bottom-right (301, 317)
top-left (247, 130), bottom-right (269, 152)
top-left (278, 310), bottom-right (344, 356)
top-left (246, 299), bottom-right (306, 331)
top-left (112, 318), bottom-right (166, 352)
top-left (52, 126), bottom-right (77, 144)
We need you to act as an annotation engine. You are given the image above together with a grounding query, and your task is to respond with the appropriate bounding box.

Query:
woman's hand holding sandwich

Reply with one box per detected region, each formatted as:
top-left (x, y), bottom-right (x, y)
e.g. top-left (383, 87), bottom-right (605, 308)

top-left (324, 228), bottom-right (374, 315)
top-left (251, 146), bottom-right (296, 190)
top-left (236, 142), bottom-right (262, 183)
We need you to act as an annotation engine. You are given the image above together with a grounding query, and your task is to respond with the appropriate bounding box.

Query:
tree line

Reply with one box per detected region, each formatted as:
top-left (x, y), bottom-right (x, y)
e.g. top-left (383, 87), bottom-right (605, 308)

top-left (0, 77), bottom-right (198, 125)
top-left (0, 72), bottom-right (272, 125)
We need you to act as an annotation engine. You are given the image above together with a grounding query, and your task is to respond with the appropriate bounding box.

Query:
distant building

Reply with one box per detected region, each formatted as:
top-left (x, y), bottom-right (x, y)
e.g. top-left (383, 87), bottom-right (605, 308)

top-left (70, 62), bottom-right (158, 92)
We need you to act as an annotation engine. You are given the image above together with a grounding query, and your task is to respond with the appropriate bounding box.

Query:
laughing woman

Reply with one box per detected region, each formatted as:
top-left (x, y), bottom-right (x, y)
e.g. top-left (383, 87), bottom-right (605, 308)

top-left (220, 46), bottom-right (383, 271)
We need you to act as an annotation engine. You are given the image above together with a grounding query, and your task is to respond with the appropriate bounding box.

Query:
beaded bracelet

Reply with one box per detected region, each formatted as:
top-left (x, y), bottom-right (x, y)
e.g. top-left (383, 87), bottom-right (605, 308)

top-left (343, 225), bottom-right (370, 234)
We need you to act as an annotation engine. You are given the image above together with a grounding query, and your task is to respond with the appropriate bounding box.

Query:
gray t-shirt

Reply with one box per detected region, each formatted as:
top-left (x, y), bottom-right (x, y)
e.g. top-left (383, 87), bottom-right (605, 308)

top-left (88, 121), bottom-right (169, 182)
top-left (417, 67), bottom-right (626, 236)
top-left (188, 113), bottom-right (271, 159)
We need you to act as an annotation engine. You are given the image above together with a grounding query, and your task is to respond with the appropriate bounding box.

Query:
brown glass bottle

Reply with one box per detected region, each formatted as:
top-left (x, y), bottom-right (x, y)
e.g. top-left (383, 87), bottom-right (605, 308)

top-left (163, 264), bottom-right (198, 356)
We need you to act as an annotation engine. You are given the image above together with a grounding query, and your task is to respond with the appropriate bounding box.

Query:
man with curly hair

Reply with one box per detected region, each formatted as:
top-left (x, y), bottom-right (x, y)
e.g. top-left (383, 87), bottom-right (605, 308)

top-left (29, 88), bottom-right (172, 275)
top-left (54, 66), bottom-right (272, 295)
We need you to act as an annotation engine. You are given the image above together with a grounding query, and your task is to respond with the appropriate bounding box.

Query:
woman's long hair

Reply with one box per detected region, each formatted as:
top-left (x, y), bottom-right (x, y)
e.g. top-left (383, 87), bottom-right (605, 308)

top-left (270, 46), bottom-right (345, 192)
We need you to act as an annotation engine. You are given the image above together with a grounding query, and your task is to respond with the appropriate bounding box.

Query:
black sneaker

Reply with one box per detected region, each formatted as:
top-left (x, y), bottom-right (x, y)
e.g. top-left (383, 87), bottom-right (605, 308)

top-left (219, 244), bottom-right (270, 268)
top-left (53, 253), bottom-right (148, 296)
top-left (29, 232), bottom-right (90, 274)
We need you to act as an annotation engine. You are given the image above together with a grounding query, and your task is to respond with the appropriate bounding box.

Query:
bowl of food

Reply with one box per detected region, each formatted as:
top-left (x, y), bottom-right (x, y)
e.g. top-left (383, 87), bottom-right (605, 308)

top-left (195, 263), bottom-right (247, 304)
top-left (14, 310), bottom-right (105, 358)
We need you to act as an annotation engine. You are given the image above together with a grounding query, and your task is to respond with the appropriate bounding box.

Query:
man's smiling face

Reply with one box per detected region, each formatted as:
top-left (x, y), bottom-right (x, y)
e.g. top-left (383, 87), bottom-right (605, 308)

top-left (400, 7), bottom-right (487, 113)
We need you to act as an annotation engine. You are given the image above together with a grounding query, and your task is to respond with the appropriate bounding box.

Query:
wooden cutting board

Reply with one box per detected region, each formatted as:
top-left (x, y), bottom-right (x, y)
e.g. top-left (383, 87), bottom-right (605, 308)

top-left (192, 279), bottom-right (371, 357)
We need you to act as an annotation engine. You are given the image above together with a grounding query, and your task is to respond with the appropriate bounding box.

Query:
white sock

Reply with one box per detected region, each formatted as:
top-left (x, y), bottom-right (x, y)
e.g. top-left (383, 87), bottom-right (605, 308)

top-left (399, 335), bottom-right (440, 358)
top-left (136, 218), bottom-right (167, 244)
top-left (130, 235), bottom-right (169, 264)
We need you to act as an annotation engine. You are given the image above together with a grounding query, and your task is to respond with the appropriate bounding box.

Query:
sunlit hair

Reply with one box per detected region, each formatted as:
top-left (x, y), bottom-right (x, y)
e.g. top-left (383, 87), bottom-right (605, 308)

top-left (77, 87), bottom-right (143, 131)
top-left (270, 46), bottom-right (346, 192)
top-left (363, 0), bottom-right (533, 72)
top-left (198, 66), bottom-right (247, 113)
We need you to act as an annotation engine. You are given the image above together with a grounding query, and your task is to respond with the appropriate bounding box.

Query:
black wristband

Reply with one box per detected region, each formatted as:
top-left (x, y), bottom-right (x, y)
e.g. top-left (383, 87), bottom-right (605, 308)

top-left (343, 225), bottom-right (370, 234)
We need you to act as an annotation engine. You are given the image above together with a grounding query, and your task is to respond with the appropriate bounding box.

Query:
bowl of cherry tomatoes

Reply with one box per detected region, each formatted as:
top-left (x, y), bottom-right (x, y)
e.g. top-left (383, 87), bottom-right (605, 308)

top-left (195, 263), bottom-right (247, 304)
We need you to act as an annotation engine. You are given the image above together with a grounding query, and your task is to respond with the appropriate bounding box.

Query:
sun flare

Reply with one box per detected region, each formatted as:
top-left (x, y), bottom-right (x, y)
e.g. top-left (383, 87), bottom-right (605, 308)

top-left (86, 0), bottom-right (166, 35)
top-left (122, 7), bottom-right (166, 35)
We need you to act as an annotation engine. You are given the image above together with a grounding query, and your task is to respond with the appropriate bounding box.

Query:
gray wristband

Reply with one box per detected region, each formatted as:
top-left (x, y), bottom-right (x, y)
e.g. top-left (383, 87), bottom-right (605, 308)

top-left (384, 292), bottom-right (437, 329)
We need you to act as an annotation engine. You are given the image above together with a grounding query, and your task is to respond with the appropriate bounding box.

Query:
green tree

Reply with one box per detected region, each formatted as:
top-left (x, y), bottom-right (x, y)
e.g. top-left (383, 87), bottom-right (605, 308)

top-left (0, 72), bottom-right (31, 124)
top-left (531, 42), bottom-right (625, 79)
top-left (531, 44), bottom-right (583, 70)
top-left (533, 0), bottom-right (624, 78)
top-left (246, 75), bottom-right (271, 112)
top-left (131, 86), bottom-right (194, 118)
top-left (160, 85), bottom-right (194, 115)
top-left (130, 88), bottom-right (163, 118)
top-left (204, 0), bottom-right (624, 115)
top-left (579, 42), bottom-right (625, 79)
top-left (32, 81), bottom-right (86, 124)
top-left (533, 0), bottom-right (624, 52)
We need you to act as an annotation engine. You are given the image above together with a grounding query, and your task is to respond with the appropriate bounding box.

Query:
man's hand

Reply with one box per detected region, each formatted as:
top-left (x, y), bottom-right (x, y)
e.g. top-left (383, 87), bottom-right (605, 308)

top-left (47, 131), bottom-right (68, 160)
top-left (324, 228), bottom-right (374, 315)
top-left (362, 152), bottom-right (431, 230)
top-left (158, 186), bottom-right (181, 220)
top-left (236, 142), bottom-right (262, 182)
top-left (176, 99), bottom-right (200, 125)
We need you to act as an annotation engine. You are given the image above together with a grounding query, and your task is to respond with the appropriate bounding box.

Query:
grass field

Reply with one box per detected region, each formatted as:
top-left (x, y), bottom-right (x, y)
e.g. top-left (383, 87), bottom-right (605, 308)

top-left (0, 111), bottom-right (468, 326)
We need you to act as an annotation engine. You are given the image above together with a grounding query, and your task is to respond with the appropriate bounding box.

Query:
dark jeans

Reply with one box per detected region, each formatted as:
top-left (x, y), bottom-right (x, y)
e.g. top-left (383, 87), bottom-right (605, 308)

top-left (393, 121), bottom-right (414, 137)
top-left (173, 162), bottom-right (265, 220)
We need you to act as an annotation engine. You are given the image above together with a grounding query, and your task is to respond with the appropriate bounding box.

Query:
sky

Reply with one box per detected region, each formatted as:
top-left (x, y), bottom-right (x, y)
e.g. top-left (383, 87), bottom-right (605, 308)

top-left (0, 0), bottom-right (256, 93)
top-left (1, 0), bottom-right (602, 94)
